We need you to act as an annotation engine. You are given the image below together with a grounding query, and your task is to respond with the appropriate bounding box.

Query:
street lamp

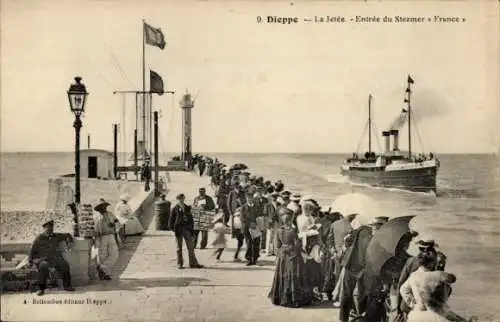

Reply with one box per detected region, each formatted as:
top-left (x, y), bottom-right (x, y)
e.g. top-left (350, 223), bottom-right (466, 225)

top-left (67, 76), bottom-right (89, 237)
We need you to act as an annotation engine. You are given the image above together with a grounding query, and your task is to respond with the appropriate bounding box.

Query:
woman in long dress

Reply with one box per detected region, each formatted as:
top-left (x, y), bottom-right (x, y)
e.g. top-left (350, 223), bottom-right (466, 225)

top-left (296, 201), bottom-right (323, 300)
top-left (268, 208), bottom-right (313, 308)
top-left (115, 193), bottom-right (144, 236)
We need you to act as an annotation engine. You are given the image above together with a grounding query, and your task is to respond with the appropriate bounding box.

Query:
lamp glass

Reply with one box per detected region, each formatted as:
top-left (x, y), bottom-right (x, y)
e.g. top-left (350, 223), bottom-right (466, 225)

top-left (69, 93), bottom-right (86, 113)
top-left (67, 77), bottom-right (88, 115)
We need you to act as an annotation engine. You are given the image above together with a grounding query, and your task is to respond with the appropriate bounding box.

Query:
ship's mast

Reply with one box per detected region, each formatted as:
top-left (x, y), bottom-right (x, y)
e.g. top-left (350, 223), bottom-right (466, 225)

top-left (368, 94), bottom-right (372, 154)
top-left (405, 75), bottom-right (414, 158)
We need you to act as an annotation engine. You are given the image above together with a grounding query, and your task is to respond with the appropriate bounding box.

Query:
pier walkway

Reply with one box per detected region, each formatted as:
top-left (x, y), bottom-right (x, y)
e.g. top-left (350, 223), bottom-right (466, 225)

top-left (1, 172), bottom-right (336, 322)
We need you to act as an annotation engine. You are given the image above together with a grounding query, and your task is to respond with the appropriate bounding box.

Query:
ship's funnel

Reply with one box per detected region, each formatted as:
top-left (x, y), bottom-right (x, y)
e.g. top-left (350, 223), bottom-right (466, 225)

top-left (390, 129), bottom-right (400, 151)
top-left (382, 131), bottom-right (391, 153)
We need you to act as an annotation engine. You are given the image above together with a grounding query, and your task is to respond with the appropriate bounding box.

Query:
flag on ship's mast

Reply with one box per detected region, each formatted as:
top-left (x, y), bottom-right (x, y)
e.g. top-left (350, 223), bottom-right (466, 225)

top-left (144, 22), bottom-right (166, 49)
top-left (407, 75), bottom-right (414, 84)
top-left (150, 70), bottom-right (164, 95)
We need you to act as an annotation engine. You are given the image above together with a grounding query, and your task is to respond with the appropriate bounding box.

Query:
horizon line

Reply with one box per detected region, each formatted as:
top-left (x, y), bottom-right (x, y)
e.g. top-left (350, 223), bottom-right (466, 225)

top-left (0, 150), bottom-right (496, 155)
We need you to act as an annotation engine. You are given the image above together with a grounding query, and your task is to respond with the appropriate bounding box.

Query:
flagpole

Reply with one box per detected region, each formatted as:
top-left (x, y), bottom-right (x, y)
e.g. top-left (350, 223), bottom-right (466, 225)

top-left (149, 92), bottom-right (153, 165)
top-left (368, 94), bottom-right (372, 154)
top-left (407, 76), bottom-right (412, 158)
top-left (142, 19), bottom-right (146, 163)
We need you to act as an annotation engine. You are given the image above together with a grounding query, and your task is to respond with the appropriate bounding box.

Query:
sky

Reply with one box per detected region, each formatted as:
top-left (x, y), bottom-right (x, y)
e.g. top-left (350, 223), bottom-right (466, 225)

top-left (1, 0), bottom-right (499, 154)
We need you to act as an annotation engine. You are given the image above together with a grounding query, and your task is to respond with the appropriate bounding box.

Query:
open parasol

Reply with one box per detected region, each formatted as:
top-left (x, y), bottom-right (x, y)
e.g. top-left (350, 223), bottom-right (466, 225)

top-left (229, 163), bottom-right (248, 171)
top-left (330, 193), bottom-right (385, 228)
top-left (366, 215), bottom-right (415, 276)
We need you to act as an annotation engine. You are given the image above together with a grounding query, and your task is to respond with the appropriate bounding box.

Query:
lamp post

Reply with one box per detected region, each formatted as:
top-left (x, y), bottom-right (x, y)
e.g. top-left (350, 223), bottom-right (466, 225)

top-left (67, 77), bottom-right (88, 237)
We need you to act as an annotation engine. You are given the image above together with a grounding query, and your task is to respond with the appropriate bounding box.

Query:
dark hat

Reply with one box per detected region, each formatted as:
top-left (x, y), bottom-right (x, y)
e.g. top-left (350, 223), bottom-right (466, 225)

top-left (417, 239), bottom-right (436, 249)
top-left (281, 190), bottom-right (291, 197)
top-left (42, 220), bottom-right (54, 228)
top-left (271, 191), bottom-right (279, 198)
top-left (176, 193), bottom-right (185, 200)
top-left (94, 202), bottom-right (111, 213)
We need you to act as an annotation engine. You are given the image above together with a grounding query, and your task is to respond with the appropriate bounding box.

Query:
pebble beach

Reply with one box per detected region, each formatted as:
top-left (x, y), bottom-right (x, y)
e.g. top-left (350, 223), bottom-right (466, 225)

top-left (0, 176), bottom-right (143, 243)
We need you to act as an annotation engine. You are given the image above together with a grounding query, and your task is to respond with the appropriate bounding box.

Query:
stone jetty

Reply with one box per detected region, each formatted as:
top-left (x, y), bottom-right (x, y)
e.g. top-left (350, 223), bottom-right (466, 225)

top-left (1, 172), bottom-right (336, 322)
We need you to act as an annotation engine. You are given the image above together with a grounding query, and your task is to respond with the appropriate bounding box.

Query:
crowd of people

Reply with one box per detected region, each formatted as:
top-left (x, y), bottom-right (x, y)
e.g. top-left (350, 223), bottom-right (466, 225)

top-left (24, 154), bottom-right (476, 322)
top-left (186, 155), bottom-right (477, 322)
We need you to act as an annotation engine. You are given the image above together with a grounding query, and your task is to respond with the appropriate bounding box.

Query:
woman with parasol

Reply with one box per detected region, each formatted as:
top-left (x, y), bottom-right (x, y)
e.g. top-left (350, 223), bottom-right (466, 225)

top-left (327, 193), bottom-right (383, 322)
top-left (357, 216), bottom-right (418, 322)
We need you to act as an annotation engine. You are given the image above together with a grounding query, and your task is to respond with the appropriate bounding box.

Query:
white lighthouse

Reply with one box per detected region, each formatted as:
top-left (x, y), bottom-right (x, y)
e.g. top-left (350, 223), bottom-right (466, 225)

top-left (180, 91), bottom-right (194, 161)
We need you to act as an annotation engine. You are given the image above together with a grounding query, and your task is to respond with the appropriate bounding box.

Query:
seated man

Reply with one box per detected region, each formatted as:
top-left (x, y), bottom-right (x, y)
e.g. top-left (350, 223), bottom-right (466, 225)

top-left (28, 219), bottom-right (75, 296)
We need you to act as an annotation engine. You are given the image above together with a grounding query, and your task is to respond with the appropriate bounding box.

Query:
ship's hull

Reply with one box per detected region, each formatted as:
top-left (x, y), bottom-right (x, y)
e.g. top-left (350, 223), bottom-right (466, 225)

top-left (340, 163), bottom-right (438, 193)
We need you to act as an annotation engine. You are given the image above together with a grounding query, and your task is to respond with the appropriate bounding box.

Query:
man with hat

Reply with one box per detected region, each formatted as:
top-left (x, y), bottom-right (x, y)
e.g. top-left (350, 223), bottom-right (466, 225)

top-left (253, 190), bottom-right (269, 252)
top-left (264, 191), bottom-right (280, 256)
top-left (395, 238), bottom-right (437, 319)
top-left (141, 159), bottom-right (152, 192)
top-left (93, 201), bottom-right (120, 280)
top-left (168, 193), bottom-right (204, 269)
top-left (240, 191), bottom-right (261, 265)
top-left (193, 187), bottom-right (216, 249)
top-left (280, 191), bottom-right (291, 207)
top-left (28, 219), bottom-right (75, 295)
top-left (330, 213), bottom-right (359, 308)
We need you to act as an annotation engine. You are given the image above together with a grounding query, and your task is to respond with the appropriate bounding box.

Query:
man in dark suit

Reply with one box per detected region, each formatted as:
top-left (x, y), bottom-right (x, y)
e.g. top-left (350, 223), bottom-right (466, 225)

top-left (141, 159), bottom-right (152, 192)
top-left (168, 193), bottom-right (204, 269)
top-left (28, 220), bottom-right (75, 296)
top-left (240, 192), bottom-right (260, 265)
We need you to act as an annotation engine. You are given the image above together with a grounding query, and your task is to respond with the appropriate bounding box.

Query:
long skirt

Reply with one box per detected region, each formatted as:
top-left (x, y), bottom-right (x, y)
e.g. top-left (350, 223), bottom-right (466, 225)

top-left (321, 247), bottom-right (336, 294)
top-left (123, 216), bottom-right (145, 236)
top-left (304, 258), bottom-right (323, 290)
top-left (268, 246), bottom-right (313, 308)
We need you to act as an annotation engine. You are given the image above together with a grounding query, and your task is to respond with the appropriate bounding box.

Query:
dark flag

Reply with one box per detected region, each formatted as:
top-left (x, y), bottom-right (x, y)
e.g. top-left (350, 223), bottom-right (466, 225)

top-left (407, 75), bottom-right (414, 84)
top-left (402, 108), bottom-right (408, 113)
top-left (150, 70), bottom-right (164, 95)
top-left (144, 22), bottom-right (166, 49)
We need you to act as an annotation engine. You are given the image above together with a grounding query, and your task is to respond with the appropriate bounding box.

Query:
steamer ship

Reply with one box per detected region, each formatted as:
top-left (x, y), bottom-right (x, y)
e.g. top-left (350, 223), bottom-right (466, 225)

top-left (340, 76), bottom-right (440, 193)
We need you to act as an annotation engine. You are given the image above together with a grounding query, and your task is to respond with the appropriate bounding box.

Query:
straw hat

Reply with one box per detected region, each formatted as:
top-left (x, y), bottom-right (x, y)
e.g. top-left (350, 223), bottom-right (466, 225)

top-left (120, 193), bottom-right (131, 202)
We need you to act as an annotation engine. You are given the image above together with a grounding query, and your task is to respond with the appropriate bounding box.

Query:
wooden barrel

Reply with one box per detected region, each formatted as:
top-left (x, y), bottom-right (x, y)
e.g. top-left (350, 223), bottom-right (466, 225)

top-left (155, 200), bottom-right (171, 231)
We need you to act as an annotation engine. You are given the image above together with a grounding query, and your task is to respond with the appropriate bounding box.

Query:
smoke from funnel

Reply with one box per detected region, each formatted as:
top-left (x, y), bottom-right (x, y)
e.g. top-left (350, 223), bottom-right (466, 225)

top-left (389, 108), bottom-right (408, 130)
top-left (386, 89), bottom-right (449, 131)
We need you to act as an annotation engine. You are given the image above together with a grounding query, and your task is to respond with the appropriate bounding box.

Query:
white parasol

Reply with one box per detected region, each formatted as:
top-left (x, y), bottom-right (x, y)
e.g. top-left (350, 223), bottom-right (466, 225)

top-left (330, 192), bottom-right (388, 229)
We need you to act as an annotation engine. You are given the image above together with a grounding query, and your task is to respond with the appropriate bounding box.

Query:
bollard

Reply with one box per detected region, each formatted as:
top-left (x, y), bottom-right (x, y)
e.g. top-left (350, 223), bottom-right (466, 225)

top-left (155, 199), bottom-right (171, 231)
